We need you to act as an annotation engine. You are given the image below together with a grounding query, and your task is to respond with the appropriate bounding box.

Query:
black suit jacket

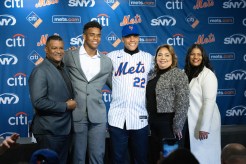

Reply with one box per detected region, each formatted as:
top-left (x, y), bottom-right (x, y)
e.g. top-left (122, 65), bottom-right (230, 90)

top-left (29, 59), bottom-right (73, 135)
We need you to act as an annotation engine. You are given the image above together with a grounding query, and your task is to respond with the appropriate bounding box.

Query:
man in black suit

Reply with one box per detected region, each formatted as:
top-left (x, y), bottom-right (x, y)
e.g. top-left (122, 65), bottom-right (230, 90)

top-left (29, 35), bottom-right (77, 164)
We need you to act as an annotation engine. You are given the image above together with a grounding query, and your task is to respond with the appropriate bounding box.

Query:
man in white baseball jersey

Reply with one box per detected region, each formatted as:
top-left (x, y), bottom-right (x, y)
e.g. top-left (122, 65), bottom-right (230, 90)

top-left (107, 24), bottom-right (154, 164)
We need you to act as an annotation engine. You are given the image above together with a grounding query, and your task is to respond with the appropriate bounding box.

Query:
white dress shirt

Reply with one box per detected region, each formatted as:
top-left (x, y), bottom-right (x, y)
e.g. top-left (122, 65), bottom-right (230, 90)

top-left (79, 45), bottom-right (100, 81)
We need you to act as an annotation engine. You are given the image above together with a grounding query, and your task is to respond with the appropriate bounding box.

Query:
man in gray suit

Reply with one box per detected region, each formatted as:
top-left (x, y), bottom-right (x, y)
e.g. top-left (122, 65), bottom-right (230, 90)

top-left (29, 35), bottom-right (77, 164)
top-left (63, 21), bottom-right (112, 164)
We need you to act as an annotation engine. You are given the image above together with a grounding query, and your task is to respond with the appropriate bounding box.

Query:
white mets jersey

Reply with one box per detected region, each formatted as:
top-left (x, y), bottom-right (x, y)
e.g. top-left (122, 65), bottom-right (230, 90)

top-left (107, 49), bottom-right (154, 130)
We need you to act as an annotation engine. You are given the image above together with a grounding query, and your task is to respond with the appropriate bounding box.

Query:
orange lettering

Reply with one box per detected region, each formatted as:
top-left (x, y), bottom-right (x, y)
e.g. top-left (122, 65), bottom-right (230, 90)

top-left (195, 33), bottom-right (215, 44)
top-left (193, 0), bottom-right (214, 10)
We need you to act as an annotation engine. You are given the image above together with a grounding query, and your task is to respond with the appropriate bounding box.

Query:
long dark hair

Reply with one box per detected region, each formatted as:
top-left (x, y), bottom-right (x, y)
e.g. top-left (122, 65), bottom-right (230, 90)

top-left (184, 44), bottom-right (213, 80)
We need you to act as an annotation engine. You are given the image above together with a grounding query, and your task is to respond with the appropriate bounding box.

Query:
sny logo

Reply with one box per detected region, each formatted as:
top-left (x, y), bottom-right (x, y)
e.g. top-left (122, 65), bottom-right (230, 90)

top-left (0, 14), bottom-right (16, 26)
top-left (70, 34), bottom-right (83, 46)
top-left (0, 93), bottom-right (19, 104)
top-left (151, 15), bottom-right (176, 26)
top-left (223, 0), bottom-right (246, 8)
top-left (226, 105), bottom-right (246, 117)
top-left (224, 34), bottom-right (246, 44)
top-left (225, 69), bottom-right (246, 80)
top-left (0, 54), bottom-right (18, 65)
top-left (68, 0), bottom-right (95, 7)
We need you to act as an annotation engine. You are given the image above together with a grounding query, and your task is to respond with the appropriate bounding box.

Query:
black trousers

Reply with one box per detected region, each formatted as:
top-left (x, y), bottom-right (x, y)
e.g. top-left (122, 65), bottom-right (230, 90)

top-left (148, 113), bottom-right (187, 164)
top-left (34, 134), bottom-right (71, 164)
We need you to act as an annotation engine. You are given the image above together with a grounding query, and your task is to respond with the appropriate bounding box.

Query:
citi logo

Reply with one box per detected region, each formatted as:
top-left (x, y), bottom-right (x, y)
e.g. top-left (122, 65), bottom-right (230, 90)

top-left (106, 32), bottom-right (121, 47)
top-left (151, 15), bottom-right (176, 26)
top-left (28, 50), bottom-right (44, 65)
top-left (102, 89), bottom-right (111, 103)
top-left (166, 0), bottom-right (183, 9)
top-left (104, 0), bottom-right (120, 10)
top-left (223, 0), bottom-right (246, 8)
top-left (0, 54), bottom-right (18, 65)
top-left (6, 34), bottom-right (25, 47)
top-left (167, 34), bottom-right (184, 46)
top-left (91, 14), bottom-right (109, 26)
top-left (224, 34), bottom-right (246, 44)
top-left (7, 73), bottom-right (27, 87)
top-left (70, 34), bottom-right (83, 46)
top-left (185, 14), bottom-right (199, 28)
top-left (26, 11), bottom-right (42, 28)
top-left (225, 69), bottom-right (246, 80)
top-left (107, 32), bottom-right (118, 42)
top-left (0, 93), bottom-right (19, 104)
top-left (68, 0), bottom-right (95, 7)
top-left (8, 112), bottom-right (28, 126)
top-left (4, 0), bottom-right (23, 8)
top-left (0, 14), bottom-right (16, 26)
top-left (35, 0), bottom-right (58, 8)
top-left (226, 105), bottom-right (246, 117)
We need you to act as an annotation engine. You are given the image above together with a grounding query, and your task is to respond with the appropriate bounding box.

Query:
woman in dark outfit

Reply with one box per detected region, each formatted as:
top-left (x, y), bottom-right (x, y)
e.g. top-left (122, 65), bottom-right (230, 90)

top-left (146, 44), bottom-right (189, 164)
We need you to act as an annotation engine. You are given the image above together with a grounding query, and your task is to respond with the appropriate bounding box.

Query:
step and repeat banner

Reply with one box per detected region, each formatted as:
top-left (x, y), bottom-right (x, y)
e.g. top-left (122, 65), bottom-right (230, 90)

top-left (1, 0), bottom-right (246, 137)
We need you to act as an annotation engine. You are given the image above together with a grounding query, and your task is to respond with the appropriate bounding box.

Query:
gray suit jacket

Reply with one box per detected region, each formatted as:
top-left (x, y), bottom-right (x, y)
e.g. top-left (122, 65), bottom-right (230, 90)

top-left (29, 59), bottom-right (74, 135)
top-left (63, 49), bottom-right (112, 128)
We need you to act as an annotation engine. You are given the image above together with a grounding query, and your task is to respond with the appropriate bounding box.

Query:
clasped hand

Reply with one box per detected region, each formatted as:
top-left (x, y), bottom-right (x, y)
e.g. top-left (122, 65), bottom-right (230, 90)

top-left (66, 99), bottom-right (77, 111)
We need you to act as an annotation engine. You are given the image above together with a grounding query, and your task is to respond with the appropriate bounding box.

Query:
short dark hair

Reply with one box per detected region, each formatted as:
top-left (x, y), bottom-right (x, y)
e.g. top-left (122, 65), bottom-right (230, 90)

top-left (83, 21), bottom-right (102, 33)
top-left (46, 35), bottom-right (63, 46)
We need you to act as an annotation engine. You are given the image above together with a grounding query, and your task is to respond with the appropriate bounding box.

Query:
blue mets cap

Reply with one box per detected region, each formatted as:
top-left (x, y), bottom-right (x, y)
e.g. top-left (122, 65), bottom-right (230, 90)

top-left (30, 148), bottom-right (59, 164)
top-left (122, 24), bottom-right (139, 37)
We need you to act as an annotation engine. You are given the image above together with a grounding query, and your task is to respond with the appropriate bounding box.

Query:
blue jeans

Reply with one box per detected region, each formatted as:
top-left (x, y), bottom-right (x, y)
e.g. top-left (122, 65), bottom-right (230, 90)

top-left (109, 125), bottom-right (149, 164)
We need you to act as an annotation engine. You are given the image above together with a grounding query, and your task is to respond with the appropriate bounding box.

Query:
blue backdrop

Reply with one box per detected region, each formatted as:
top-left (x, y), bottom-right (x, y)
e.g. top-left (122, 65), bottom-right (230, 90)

top-left (1, 0), bottom-right (246, 138)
